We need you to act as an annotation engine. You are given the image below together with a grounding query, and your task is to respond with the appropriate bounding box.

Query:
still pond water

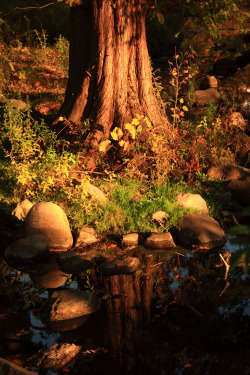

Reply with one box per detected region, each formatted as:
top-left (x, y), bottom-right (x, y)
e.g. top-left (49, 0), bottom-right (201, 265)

top-left (0, 236), bottom-right (249, 375)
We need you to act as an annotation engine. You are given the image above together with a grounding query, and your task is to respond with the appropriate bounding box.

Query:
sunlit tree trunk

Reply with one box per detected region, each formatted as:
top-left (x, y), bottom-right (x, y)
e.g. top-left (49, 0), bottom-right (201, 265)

top-left (55, 0), bottom-right (169, 168)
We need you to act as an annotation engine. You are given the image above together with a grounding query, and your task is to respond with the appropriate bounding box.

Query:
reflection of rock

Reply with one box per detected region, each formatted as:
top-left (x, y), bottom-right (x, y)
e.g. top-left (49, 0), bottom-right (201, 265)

top-left (12, 199), bottom-right (33, 220)
top-left (48, 290), bottom-right (101, 322)
top-left (49, 315), bottom-right (89, 332)
top-left (0, 358), bottom-right (37, 375)
top-left (121, 233), bottom-right (139, 249)
top-left (177, 214), bottom-right (226, 250)
top-left (5, 235), bottom-right (49, 266)
top-left (28, 343), bottom-right (81, 370)
top-left (25, 202), bottom-right (73, 251)
top-left (177, 193), bottom-right (209, 213)
top-left (145, 233), bottom-right (175, 249)
top-left (99, 256), bottom-right (139, 276)
top-left (56, 251), bottom-right (94, 274)
top-left (75, 226), bottom-right (99, 247)
top-left (30, 254), bottom-right (68, 288)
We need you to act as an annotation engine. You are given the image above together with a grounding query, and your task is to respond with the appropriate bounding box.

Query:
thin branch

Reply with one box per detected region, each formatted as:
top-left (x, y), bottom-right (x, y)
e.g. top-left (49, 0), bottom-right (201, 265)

top-left (7, 2), bottom-right (54, 15)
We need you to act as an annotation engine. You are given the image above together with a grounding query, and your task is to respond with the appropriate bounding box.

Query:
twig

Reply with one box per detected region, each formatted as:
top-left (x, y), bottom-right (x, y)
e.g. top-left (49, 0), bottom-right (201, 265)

top-left (219, 253), bottom-right (230, 280)
top-left (7, 2), bottom-right (54, 15)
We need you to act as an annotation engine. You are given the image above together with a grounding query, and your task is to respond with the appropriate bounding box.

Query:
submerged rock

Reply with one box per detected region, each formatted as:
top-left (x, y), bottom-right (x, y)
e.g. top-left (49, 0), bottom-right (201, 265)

top-left (25, 202), bottom-right (73, 251)
top-left (48, 290), bottom-right (101, 322)
top-left (99, 256), bottom-right (139, 276)
top-left (56, 251), bottom-right (94, 274)
top-left (28, 343), bottom-right (82, 370)
top-left (145, 232), bottom-right (175, 249)
top-left (177, 214), bottom-right (226, 250)
top-left (5, 235), bottom-right (49, 266)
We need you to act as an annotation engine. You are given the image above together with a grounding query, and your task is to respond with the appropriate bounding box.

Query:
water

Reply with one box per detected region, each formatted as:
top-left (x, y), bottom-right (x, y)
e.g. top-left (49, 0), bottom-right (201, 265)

top-left (0, 236), bottom-right (249, 375)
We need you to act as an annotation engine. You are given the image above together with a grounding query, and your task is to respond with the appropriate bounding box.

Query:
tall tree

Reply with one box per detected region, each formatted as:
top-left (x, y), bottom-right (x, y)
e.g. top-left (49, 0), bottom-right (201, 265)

top-left (54, 0), bottom-right (170, 168)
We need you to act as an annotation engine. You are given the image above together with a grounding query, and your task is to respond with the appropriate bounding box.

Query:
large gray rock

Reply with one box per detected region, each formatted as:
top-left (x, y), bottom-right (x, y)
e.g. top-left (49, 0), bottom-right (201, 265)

top-left (12, 199), bottom-right (33, 220)
top-left (207, 165), bottom-right (250, 180)
top-left (48, 290), bottom-right (101, 321)
top-left (199, 75), bottom-right (218, 90)
top-left (145, 232), bottom-right (175, 249)
top-left (28, 343), bottom-right (81, 370)
top-left (5, 235), bottom-right (49, 266)
top-left (56, 251), bottom-right (94, 274)
top-left (194, 88), bottom-right (220, 106)
top-left (0, 358), bottom-right (37, 375)
top-left (234, 133), bottom-right (250, 167)
top-left (226, 176), bottom-right (250, 205)
top-left (228, 112), bottom-right (246, 132)
top-left (177, 193), bottom-right (208, 213)
top-left (25, 202), bottom-right (73, 251)
top-left (99, 256), bottom-right (139, 276)
top-left (177, 214), bottom-right (226, 250)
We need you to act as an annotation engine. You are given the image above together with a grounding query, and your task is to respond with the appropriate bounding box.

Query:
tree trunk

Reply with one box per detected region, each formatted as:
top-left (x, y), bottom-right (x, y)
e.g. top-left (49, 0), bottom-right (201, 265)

top-left (55, 0), bottom-right (170, 168)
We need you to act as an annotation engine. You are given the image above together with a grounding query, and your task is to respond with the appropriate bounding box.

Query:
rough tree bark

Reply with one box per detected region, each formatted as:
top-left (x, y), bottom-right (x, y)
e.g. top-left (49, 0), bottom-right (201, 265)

top-left (55, 0), bottom-right (170, 167)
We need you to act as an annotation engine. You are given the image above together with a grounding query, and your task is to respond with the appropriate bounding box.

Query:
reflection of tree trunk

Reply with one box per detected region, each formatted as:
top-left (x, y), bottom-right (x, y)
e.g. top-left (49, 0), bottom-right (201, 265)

top-left (103, 255), bottom-right (155, 371)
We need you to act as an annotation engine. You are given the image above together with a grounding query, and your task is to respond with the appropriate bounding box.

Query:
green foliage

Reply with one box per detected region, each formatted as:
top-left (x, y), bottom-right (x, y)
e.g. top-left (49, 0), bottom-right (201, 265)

top-left (0, 102), bottom-right (80, 200)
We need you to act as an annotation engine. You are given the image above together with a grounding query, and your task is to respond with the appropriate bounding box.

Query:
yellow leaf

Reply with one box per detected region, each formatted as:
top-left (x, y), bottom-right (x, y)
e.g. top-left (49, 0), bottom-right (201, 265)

top-left (58, 116), bottom-right (64, 122)
top-left (136, 114), bottom-right (144, 120)
top-left (180, 111), bottom-right (185, 117)
top-left (182, 106), bottom-right (189, 111)
top-left (125, 123), bottom-right (136, 139)
top-left (137, 125), bottom-right (142, 133)
top-left (111, 127), bottom-right (123, 141)
top-left (145, 117), bottom-right (152, 129)
top-left (179, 98), bottom-right (184, 103)
top-left (99, 140), bottom-right (111, 152)
top-left (131, 118), bottom-right (140, 126)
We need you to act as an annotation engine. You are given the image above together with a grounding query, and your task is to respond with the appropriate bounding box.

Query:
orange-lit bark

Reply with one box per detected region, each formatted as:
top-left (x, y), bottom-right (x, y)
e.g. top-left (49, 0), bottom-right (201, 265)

top-left (55, 0), bottom-right (169, 165)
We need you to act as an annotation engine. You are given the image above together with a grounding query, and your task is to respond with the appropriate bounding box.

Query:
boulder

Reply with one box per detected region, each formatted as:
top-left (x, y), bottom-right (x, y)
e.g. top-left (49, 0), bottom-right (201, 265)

top-left (213, 58), bottom-right (237, 77)
top-left (177, 193), bottom-right (209, 213)
top-left (28, 343), bottom-right (81, 370)
top-left (5, 235), bottom-right (49, 266)
top-left (199, 75), bottom-right (218, 90)
top-left (207, 165), bottom-right (250, 180)
top-left (145, 232), bottom-right (175, 249)
top-left (226, 176), bottom-right (250, 205)
top-left (177, 214), bottom-right (226, 250)
top-left (75, 226), bottom-right (99, 247)
top-left (12, 199), bottom-right (33, 220)
top-left (56, 251), bottom-right (94, 274)
top-left (25, 202), bottom-right (73, 251)
top-left (194, 88), bottom-right (220, 106)
top-left (99, 256), bottom-right (139, 276)
top-left (228, 112), bottom-right (246, 132)
top-left (234, 133), bottom-right (250, 167)
top-left (121, 233), bottom-right (139, 248)
top-left (48, 290), bottom-right (101, 321)
top-left (0, 358), bottom-right (37, 375)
